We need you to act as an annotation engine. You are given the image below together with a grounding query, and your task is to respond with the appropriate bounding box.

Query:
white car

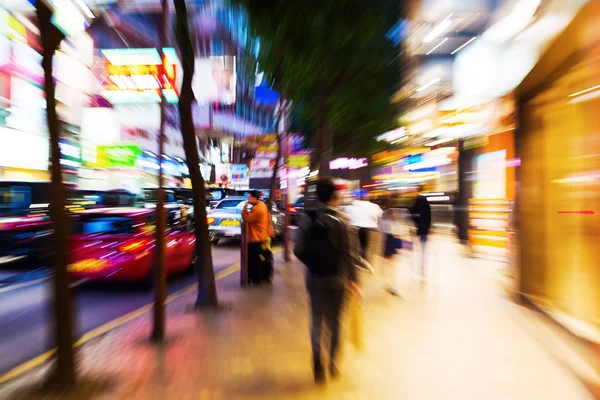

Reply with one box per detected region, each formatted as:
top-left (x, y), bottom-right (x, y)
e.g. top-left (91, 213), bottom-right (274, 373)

top-left (207, 196), bottom-right (284, 245)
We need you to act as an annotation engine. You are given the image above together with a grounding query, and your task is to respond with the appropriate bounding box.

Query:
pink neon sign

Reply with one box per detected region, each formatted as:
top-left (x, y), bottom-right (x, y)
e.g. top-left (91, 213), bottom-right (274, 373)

top-left (329, 157), bottom-right (368, 170)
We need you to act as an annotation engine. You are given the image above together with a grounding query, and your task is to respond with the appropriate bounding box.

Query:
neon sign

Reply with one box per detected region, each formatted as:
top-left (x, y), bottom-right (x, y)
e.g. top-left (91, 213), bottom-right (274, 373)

top-left (329, 158), bottom-right (368, 170)
top-left (96, 144), bottom-right (142, 168)
top-left (100, 48), bottom-right (179, 104)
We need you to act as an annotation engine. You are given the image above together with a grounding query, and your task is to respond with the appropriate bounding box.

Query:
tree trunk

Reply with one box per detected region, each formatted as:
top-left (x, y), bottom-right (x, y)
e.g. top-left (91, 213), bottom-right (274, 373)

top-left (36, 1), bottom-right (75, 387)
top-left (174, 0), bottom-right (218, 308)
top-left (151, 0), bottom-right (168, 342)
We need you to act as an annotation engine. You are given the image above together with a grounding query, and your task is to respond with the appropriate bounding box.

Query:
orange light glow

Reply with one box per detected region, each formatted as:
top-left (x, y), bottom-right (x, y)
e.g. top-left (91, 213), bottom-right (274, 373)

top-left (119, 240), bottom-right (146, 253)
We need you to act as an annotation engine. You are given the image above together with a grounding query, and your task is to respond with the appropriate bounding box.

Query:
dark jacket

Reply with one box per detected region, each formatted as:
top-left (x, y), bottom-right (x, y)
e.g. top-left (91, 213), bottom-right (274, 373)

top-left (409, 195), bottom-right (432, 236)
top-left (293, 203), bottom-right (360, 285)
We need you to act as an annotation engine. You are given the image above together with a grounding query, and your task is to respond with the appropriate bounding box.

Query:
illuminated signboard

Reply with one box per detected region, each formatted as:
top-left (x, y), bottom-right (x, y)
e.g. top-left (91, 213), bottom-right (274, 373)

top-left (96, 144), bottom-right (142, 168)
top-left (100, 48), bottom-right (179, 104)
top-left (0, 8), bottom-right (27, 42)
top-left (59, 138), bottom-right (82, 170)
top-left (287, 154), bottom-right (310, 168)
top-left (376, 127), bottom-right (407, 143)
top-left (329, 158), bottom-right (368, 170)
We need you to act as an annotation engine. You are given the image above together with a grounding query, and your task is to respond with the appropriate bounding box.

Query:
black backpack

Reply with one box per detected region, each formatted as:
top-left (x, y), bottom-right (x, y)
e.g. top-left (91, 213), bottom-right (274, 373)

top-left (304, 210), bottom-right (343, 278)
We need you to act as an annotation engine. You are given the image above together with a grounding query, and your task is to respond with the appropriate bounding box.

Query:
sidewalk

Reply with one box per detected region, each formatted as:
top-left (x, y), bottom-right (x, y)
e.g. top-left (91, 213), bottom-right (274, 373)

top-left (0, 236), bottom-right (593, 400)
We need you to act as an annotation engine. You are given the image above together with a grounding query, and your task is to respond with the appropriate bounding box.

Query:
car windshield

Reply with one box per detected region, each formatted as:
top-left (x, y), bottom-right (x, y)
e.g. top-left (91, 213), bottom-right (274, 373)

top-left (209, 190), bottom-right (223, 201)
top-left (74, 215), bottom-right (134, 235)
top-left (174, 191), bottom-right (193, 202)
top-left (216, 199), bottom-right (245, 209)
top-left (143, 190), bottom-right (176, 203)
top-left (0, 184), bottom-right (45, 217)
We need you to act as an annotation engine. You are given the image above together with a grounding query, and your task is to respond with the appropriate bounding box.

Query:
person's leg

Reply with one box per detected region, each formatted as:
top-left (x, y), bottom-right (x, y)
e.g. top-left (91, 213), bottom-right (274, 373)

top-left (383, 234), bottom-right (398, 294)
top-left (385, 256), bottom-right (400, 295)
top-left (420, 234), bottom-right (427, 280)
top-left (325, 288), bottom-right (346, 377)
top-left (260, 246), bottom-right (273, 282)
top-left (308, 282), bottom-right (325, 382)
top-left (247, 243), bottom-right (262, 284)
top-left (358, 228), bottom-right (368, 259)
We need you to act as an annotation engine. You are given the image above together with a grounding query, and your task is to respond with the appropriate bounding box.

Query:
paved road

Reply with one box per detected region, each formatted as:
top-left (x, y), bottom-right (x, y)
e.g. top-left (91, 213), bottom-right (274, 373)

top-left (0, 240), bottom-right (242, 374)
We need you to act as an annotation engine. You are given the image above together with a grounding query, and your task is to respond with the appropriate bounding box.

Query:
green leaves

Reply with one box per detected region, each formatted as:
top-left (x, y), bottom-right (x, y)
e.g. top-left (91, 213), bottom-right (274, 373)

top-left (232, 0), bottom-right (400, 158)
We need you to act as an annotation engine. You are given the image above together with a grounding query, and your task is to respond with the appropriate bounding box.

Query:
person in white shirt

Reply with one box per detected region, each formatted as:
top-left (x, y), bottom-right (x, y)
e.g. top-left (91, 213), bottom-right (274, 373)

top-left (344, 193), bottom-right (383, 259)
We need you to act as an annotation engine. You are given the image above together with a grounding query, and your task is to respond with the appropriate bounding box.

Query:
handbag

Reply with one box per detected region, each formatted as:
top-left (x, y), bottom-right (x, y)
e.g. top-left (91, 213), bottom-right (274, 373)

top-left (394, 237), bottom-right (403, 249)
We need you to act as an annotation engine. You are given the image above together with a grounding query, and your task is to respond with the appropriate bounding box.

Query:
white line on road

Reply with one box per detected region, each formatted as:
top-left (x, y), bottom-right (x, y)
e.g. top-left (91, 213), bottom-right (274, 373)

top-left (0, 275), bottom-right (87, 295)
top-left (0, 277), bottom-right (51, 295)
top-left (7, 309), bottom-right (28, 323)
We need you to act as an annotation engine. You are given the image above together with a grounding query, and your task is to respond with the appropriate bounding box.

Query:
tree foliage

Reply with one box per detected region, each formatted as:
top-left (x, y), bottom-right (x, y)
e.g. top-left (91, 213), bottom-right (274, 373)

top-left (232, 0), bottom-right (399, 159)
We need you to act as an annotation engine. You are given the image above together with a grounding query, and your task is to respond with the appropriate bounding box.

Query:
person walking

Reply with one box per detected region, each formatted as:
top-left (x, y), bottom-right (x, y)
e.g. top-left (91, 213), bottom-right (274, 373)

top-left (344, 193), bottom-right (383, 260)
top-left (294, 178), bottom-right (362, 384)
top-left (409, 186), bottom-right (432, 281)
top-left (242, 190), bottom-right (273, 285)
top-left (379, 199), bottom-right (403, 297)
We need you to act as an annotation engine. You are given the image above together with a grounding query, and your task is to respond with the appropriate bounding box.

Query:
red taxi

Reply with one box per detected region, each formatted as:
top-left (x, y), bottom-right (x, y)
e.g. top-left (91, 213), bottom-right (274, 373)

top-left (68, 207), bottom-right (195, 283)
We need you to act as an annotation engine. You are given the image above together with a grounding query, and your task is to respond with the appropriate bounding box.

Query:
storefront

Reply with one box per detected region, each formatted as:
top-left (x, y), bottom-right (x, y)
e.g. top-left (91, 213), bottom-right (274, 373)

top-left (517, 0), bottom-right (600, 334)
top-left (447, 0), bottom-right (590, 255)
top-left (447, 99), bottom-right (517, 258)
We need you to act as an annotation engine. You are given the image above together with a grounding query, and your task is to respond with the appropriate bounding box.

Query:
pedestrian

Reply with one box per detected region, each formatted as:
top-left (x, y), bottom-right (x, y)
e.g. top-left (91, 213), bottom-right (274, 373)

top-left (409, 186), bottom-right (432, 281)
top-left (242, 190), bottom-right (274, 285)
top-left (379, 199), bottom-right (403, 297)
top-left (294, 178), bottom-right (362, 384)
top-left (344, 192), bottom-right (383, 260)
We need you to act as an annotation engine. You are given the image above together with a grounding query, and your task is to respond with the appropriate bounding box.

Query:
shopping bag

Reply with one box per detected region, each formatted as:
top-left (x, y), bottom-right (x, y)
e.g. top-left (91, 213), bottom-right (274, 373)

top-left (349, 294), bottom-right (365, 352)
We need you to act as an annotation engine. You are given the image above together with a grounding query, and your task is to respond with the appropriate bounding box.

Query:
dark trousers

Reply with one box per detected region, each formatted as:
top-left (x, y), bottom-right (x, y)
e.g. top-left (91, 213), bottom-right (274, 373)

top-left (358, 227), bottom-right (370, 259)
top-left (307, 278), bottom-right (345, 369)
top-left (248, 242), bottom-right (273, 284)
top-left (248, 242), bottom-right (262, 284)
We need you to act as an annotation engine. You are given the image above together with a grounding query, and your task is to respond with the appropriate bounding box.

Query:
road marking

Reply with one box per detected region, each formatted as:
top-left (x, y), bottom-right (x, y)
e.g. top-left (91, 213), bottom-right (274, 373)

top-left (7, 309), bottom-right (29, 323)
top-left (0, 277), bottom-right (51, 295)
top-left (0, 349), bottom-right (56, 385)
top-left (0, 247), bottom-right (282, 385)
top-left (0, 276), bottom-right (89, 296)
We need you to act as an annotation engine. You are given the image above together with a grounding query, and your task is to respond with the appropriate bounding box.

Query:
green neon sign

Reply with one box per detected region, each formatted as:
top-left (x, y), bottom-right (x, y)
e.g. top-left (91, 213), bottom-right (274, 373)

top-left (96, 145), bottom-right (142, 168)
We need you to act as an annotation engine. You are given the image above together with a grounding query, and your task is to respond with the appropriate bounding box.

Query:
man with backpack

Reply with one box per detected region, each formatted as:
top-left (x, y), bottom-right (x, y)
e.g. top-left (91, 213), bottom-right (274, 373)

top-left (294, 178), bottom-right (362, 384)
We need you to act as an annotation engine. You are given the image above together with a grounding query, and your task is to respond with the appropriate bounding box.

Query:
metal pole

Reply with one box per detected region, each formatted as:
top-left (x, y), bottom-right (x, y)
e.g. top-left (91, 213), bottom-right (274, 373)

top-left (240, 222), bottom-right (249, 286)
top-left (282, 100), bottom-right (291, 261)
top-left (152, 0), bottom-right (168, 341)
